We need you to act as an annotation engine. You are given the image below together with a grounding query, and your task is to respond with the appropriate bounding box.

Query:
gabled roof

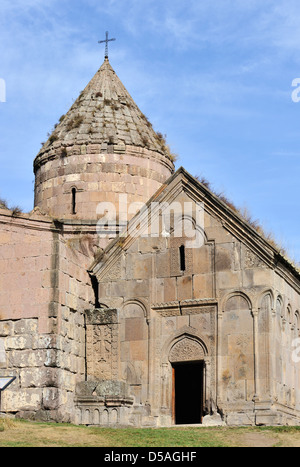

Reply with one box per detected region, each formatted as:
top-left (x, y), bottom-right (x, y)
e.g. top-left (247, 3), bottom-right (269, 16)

top-left (36, 58), bottom-right (170, 157)
top-left (89, 167), bottom-right (300, 291)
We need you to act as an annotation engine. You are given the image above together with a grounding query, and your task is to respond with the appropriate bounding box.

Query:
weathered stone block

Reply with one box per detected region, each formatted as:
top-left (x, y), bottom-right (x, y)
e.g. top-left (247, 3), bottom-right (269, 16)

top-left (125, 318), bottom-right (146, 341)
top-left (10, 350), bottom-right (46, 368)
top-left (202, 413), bottom-right (225, 427)
top-left (0, 321), bottom-right (13, 337)
top-left (6, 335), bottom-right (33, 350)
top-left (177, 275), bottom-right (193, 301)
top-left (0, 338), bottom-right (6, 366)
top-left (163, 277), bottom-right (177, 303)
top-left (85, 308), bottom-right (119, 325)
top-left (42, 387), bottom-right (59, 410)
top-left (14, 319), bottom-right (38, 335)
top-left (3, 388), bottom-right (42, 412)
top-left (129, 340), bottom-right (148, 361)
top-left (19, 367), bottom-right (58, 388)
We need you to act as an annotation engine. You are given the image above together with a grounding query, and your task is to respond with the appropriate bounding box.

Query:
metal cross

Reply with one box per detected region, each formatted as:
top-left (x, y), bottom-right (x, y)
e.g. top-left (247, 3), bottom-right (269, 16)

top-left (98, 31), bottom-right (116, 59)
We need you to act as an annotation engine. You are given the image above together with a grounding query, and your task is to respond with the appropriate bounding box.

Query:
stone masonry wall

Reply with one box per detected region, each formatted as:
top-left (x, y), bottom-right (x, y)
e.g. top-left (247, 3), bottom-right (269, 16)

top-left (0, 210), bottom-right (100, 422)
top-left (0, 210), bottom-right (55, 417)
top-left (34, 146), bottom-right (173, 220)
top-left (53, 229), bottom-right (97, 422)
top-left (0, 210), bottom-right (53, 328)
top-left (93, 187), bottom-right (300, 426)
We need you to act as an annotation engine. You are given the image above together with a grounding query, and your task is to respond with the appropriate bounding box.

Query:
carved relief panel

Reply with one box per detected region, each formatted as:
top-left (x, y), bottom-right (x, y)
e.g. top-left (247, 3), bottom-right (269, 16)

top-left (85, 309), bottom-right (119, 381)
top-left (169, 337), bottom-right (206, 363)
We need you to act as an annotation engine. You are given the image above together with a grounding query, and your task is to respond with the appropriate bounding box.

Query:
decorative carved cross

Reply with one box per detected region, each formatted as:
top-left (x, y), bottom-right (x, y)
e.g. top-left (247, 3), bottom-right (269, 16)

top-left (98, 31), bottom-right (116, 59)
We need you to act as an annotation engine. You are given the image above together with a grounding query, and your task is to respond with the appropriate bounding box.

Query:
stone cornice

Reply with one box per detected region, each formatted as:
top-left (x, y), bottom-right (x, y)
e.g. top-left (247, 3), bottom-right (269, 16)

top-left (152, 299), bottom-right (218, 317)
top-left (0, 210), bottom-right (53, 232)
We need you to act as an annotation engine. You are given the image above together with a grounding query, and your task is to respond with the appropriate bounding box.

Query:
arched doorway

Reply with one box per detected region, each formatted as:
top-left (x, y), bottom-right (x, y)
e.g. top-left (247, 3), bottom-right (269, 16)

top-left (169, 336), bottom-right (207, 425)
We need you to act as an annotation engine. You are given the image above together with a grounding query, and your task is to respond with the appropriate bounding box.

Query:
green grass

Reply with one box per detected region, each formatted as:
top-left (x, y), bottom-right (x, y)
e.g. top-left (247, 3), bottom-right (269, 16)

top-left (89, 427), bottom-right (228, 447)
top-left (1, 420), bottom-right (300, 447)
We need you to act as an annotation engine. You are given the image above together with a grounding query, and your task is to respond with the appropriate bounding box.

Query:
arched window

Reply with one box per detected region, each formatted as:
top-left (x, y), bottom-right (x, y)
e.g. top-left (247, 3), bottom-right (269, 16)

top-left (179, 245), bottom-right (186, 272)
top-left (71, 188), bottom-right (77, 215)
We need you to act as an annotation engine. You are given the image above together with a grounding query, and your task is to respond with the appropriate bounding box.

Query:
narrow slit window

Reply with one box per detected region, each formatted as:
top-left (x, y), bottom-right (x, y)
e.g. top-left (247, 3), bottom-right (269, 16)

top-left (72, 188), bottom-right (77, 215)
top-left (179, 245), bottom-right (186, 272)
top-left (90, 274), bottom-right (100, 309)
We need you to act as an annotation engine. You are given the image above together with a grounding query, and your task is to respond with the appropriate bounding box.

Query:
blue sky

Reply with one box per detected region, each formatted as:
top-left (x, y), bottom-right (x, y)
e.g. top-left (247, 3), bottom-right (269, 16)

top-left (0, 0), bottom-right (300, 264)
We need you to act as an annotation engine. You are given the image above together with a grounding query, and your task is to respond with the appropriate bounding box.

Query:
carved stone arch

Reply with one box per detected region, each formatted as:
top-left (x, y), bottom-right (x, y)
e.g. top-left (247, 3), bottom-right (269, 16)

top-left (169, 335), bottom-right (207, 363)
top-left (121, 299), bottom-right (149, 395)
top-left (295, 311), bottom-right (300, 336)
top-left (170, 213), bottom-right (197, 230)
top-left (257, 288), bottom-right (275, 312)
top-left (124, 362), bottom-right (139, 385)
top-left (286, 303), bottom-right (294, 328)
top-left (274, 294), bottom-right (284, 335)
top-left (63, 181), bottom-right (84, 194)
top-left (221, 290), bottom-right (252, 313)
top-left (276, 294), bottom-right (284, 305)
top-left (170, 214), bottom-right (207, 244)
top-left (122, 298), bottom-right (149, 319)
top-left (275, 294), bottom-right (284, 318)
top-left (162, 326), bottom-right (209, 365)
top-left (159, 327), bottom-right (211, 424)
top-left (219, 290), bottom-right (256, 402)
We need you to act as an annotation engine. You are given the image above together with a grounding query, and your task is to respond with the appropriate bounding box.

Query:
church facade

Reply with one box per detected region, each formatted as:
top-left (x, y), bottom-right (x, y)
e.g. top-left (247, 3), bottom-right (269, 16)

top-left (0, 57), bottom-right (300, 427)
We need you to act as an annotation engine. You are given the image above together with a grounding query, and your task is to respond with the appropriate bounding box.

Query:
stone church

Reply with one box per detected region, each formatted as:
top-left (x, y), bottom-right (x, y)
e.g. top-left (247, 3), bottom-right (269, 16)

top-left (0, 55), bottom-right (300, 427)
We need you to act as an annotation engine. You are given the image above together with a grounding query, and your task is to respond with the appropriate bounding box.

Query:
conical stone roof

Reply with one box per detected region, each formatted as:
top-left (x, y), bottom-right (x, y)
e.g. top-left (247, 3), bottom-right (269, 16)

top-left (36, 58), bottom-right (173, 159)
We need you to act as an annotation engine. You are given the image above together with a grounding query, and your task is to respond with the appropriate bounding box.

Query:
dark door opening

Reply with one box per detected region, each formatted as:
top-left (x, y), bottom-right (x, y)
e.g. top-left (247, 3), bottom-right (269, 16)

top-left (172, 361), bottom-right (204, 425)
